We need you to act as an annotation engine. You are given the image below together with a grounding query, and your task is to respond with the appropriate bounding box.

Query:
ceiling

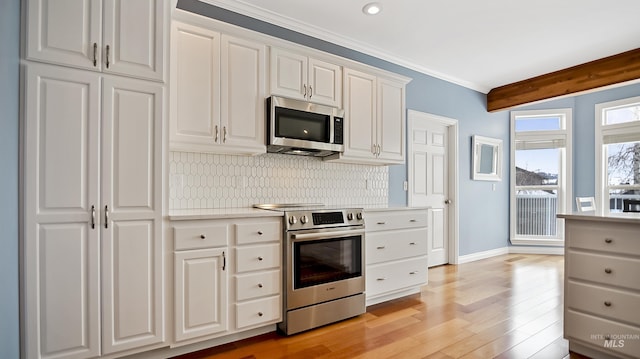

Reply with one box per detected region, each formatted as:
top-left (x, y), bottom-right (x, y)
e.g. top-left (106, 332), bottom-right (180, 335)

top-left (201, 0), bottom-right (640, 93)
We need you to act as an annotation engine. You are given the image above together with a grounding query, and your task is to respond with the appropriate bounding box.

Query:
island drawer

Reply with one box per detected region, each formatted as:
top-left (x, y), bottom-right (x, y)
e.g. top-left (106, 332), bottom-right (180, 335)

top-left (566, 251), bottom-right (640, 291)
top-left (566, 220), bottom-right (640, 256)
top-left (565, 309), bottom-right (640, 358)
top-left (566, 280), bottom-right (640, 325)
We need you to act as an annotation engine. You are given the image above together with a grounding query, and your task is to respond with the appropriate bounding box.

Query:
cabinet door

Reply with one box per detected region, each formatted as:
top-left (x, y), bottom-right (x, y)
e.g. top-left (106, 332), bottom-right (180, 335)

top-left (23, 63), bottom-right (101, 359)
top-left (308, 58), bottom-right (342, 107)
top-left (101, 77), bottom-right (164, 354)
top-left (377, 77), bottom-right (405, 163)
top-left (270, 48), bottom-right (307, 101)
top-left (26, 0), bottom-right (102, 70)
top-left (169, 21), bottom-right (221, 151)
top-left (220, 35), bottom-right (267, 153)
top-left (174, 249), bottom-right (229, 342)
top-left (343, 68), bottom-right (377, 159)
top-left (103, 0), bottom-right (166, 81)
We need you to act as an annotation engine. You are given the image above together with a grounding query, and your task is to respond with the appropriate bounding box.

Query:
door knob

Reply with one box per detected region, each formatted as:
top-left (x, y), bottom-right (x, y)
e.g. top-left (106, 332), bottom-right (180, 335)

top-left (445, 199), bottom-right (452, 204)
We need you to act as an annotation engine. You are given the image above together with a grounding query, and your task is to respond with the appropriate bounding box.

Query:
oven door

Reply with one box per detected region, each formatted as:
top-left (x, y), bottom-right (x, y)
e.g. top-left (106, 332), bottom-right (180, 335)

top-left (285, 226), bottom-right (365, 310)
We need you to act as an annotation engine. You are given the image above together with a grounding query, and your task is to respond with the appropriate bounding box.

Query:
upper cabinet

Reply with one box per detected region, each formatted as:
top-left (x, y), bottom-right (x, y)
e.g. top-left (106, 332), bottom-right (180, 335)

top-left (26, 0), bottom-right (166, 82)
top-left (169, 21), bottom-right (267, 154)
top-left (327, 68), bottom-right (408, 165)
top-left (270, 48), bottom-right (342, 107)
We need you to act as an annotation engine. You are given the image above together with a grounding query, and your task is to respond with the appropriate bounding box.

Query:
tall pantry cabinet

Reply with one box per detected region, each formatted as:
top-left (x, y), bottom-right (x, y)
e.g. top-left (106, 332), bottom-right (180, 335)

top-left (22, 1), bottom-right (166, 358)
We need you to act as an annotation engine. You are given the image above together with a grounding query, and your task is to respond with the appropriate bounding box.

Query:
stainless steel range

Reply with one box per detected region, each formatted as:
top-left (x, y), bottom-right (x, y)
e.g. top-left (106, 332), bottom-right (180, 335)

top-left (254, 204), bottom-right (366, 335)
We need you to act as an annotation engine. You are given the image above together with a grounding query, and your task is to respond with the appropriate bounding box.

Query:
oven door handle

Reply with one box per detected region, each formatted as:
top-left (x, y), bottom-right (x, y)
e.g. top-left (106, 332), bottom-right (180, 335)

top-left (291, 229), bottom-right (364, 241)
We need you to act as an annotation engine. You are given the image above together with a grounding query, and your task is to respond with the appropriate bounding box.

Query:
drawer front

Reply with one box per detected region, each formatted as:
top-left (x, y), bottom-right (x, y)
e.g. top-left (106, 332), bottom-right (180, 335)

top-left (567, 220), bottom-right (640, 256)
top-left (565, 310), bottom-right (640, 358)
top-left (174, 224), bottom-right (228, 250)
top-left (366, 228), bottom-right (428, 265)
top-left (236, 221), bottom-right (282, 245)
top-left (366, 256), bottom-right (428, 297)
top-left (236, 270), bottom-right (280, 301)
top-left (236, 296), bottom-right (281, 329)
top-left (365, 210), bottom-right (428, 232)
top-left (567, 251), bottom-right (640, 291)
top-left (567, 280), bottom-right (640, 325)
top-left (236, 244), bottom-right (281, 273)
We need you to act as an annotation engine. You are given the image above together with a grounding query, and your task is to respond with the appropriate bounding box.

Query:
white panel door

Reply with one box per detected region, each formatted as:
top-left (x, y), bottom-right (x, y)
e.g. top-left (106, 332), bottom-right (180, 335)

top-left (377, 77), bottom-right (405, 163)
top-left (220, 35), bottom-right (266, 152)
top-left (26, 0), bottom-right (102, 70)
top-left (169, 21), bottom-right (221, 149)
top-left (270, 48), bottom-right (307, 101)
top-left (308, 58), bottom-right (342, 107)
top-left (24, 63), bottom-right (101, 359)
top-left (174, 249), bottom-right (228, 342)
top-left (410, 119), bottom-right (449, 267)
top-left (343, 68), bottom-right (376, 159)
top-left (101, 77), bottom-right (164, 353)
top-left (103, 0), bottom-right (165, 81)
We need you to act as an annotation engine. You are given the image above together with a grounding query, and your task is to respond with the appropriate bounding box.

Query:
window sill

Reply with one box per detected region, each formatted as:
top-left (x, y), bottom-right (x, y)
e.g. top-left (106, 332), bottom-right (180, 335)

top-left (510, 238), bottom-right (564, 246)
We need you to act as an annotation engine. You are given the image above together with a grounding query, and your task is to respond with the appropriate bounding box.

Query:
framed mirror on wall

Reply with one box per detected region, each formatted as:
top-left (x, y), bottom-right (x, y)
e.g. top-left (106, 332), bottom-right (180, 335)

top-left (472, 135), bottom-right (503, 181)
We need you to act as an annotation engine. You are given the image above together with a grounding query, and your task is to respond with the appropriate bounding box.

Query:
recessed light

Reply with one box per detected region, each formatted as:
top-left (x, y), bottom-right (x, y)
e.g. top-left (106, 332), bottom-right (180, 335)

top-left (362, 2), bottom-right (382, 15)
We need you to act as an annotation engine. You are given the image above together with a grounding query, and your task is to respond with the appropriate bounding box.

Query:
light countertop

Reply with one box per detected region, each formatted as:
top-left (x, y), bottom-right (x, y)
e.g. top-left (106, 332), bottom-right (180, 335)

top-left (168, 208), bottom-right (284, 221)
top-left (557, 212), bottom-right (640, 224)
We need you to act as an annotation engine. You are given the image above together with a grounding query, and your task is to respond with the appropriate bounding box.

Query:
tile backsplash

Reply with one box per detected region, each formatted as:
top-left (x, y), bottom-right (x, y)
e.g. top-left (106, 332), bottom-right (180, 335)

top-left (169, 152), bottom-right (389, 209)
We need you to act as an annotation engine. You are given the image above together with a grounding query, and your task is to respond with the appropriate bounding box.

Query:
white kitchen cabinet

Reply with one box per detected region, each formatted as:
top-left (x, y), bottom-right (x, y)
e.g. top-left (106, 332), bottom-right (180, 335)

top-left (364, 209), bottom-right (428, 306)
top-left (26, 0), bottom-right (165, 81)
top-left (326, 68), bottom-right (407, 165)
top-left (23, 63), bottom-right (164, 359)
top-left (270, 47), bottom-right (342, 107)
top-left (170, 21), bottom-right (266, 154)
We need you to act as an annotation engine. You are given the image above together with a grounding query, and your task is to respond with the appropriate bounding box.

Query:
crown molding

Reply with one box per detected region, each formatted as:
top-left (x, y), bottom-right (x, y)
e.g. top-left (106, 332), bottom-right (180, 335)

top-left (197, 0), bottom-right (489, 93)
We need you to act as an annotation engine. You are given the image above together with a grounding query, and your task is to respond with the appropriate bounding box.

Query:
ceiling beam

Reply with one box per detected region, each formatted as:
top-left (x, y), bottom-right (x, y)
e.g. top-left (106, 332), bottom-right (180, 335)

top-left (486, 48), bottom-right (640, 112)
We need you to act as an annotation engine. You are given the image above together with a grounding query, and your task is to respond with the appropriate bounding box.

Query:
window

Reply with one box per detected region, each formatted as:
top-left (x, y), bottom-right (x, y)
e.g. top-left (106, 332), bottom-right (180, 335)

top-left (595, 96), bottom-right (640, 213)
top-left (510, 109), bottom-right (572, 246)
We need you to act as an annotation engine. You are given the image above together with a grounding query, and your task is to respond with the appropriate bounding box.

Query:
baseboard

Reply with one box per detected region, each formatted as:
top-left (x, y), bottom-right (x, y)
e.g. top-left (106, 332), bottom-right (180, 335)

top-left (509, 246), bottom-right (564, 255)
top-left (458, 247), bottom-right (509, 264)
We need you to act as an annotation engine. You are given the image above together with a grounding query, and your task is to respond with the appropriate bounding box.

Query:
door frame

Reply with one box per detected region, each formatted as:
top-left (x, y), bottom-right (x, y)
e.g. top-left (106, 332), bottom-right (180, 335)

top-left (407, 109), bottom-right (460, 265)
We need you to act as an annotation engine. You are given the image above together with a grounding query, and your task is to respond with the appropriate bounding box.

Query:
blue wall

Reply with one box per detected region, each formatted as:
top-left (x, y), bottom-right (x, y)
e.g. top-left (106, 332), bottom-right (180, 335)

top-left (0, 0), bottom-right (20, 357)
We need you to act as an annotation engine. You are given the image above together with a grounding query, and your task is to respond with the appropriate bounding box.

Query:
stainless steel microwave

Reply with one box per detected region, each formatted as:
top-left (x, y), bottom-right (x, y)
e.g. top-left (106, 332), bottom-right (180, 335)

top-left (267, 96), bottom-right (344, 157)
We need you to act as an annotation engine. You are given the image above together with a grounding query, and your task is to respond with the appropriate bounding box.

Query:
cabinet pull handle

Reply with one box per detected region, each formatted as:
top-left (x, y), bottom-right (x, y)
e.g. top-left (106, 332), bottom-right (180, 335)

top-left (604, 238), bottom-right (613, 244)
top-left (604, 301), bottom-right (612, 307)
top-left (258, 312), bottom-right (264, 317)
top-left (223, 126), bottom-right (227, 143)
top-left (604, 268), bottom-right (612, 274)
top-left (93, 43), bottom-right (97, 67)
top-left (410, 271), bottom-right (418, 275)
top-left (377, 222), bottom-right (386, 225)
top-left (258, 256), bottom-right (263, 261)
top-left (303, 84), bottom-right (307, 97)
top-left (409, 242), bottom-right (416, 245)
top-left (200, 234), bottom-right (206, 239)
top-left (377, 277), bottom-right (386, 281)
top-left (105, 45), bottom-right (110, 68)
top-left (376, 246), bottom-right (386, 249)
top-left (91, 205), bottom-right (96, 229)
top-left (104, 205), bottom-right (109, 229)
top-left (258, 231), bottom-right (263, 235)
top-left (222, 251), bottom-right (226, 271)
top-left (409, 219), bottom-right (417, 222)
top-left (258, 283), bottom-right (263, 288)
top-left (309, 86), bottom-right (312, 98)
top-left (214, 125), bottom-right (219, 142)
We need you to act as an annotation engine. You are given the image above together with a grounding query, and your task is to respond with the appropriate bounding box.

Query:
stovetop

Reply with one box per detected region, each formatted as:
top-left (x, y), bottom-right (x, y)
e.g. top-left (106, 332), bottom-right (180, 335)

top-left (253, 204), bottom-right (364, 230)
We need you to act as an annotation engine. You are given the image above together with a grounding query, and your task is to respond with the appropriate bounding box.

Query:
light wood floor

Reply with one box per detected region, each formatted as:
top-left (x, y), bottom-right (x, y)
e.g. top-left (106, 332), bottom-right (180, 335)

top-left (173, 254), bottom-right (592, 359)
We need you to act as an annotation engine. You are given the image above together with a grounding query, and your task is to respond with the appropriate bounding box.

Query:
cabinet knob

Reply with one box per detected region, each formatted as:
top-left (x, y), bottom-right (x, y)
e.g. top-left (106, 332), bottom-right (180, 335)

top-left (258, 256), bottom-right (263, 261)
top-left (200, 234), bottom-right (206, 239)
top-left (605, 335), bottom-right (611, 341)
top-left (258, 312), bottom-right (264, 317)
top-left (258, 283), bottom-right (263, 288)
top-left (604, 301), bottom-right (612, 307)
top-left (604, 268), bottom-right (612, 274)
top-left (604, 238), bottom-right (613, 244)
top-left (258, 231), bottom-right (263, 235)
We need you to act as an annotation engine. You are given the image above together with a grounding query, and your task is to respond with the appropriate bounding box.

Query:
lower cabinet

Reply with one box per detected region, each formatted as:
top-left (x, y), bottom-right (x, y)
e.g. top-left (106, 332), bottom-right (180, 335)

top-left (364, 209), bottom-right (429, 306)
top-left (171, 217), bottom-right (282, 344)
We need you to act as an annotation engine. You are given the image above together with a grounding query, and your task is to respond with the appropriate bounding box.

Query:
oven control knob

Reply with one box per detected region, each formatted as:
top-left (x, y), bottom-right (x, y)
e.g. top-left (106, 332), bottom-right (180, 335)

top-left (356, 212), bottom-right (363, 220)
top-left (289, 215), bottom-right (297, 225)
top-left (347, 213), bottom-right (354, 221)
top-left (300, 215), bottom-right (308, 224)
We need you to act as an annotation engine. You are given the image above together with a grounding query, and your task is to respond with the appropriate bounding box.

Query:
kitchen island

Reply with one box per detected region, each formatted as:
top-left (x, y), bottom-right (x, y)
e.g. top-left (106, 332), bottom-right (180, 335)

top-left (557, 212), bottom-right (640, 359)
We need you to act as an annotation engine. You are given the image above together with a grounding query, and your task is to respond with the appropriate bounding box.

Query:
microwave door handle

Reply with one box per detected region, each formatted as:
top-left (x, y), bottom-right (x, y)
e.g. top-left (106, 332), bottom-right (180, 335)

top-left (291, 229), bottom-right (364, 241)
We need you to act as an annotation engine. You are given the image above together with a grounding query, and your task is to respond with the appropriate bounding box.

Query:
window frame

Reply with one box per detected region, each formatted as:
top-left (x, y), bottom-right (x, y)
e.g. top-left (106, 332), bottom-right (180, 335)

top-left (510, 109), bottom-right (573, 246)
top-left (595, 95), bottom-right (640, 214)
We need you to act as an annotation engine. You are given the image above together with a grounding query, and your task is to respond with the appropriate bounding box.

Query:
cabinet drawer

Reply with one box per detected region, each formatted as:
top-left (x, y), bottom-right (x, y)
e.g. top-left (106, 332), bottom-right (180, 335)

top-left (236, 244), bottom-right (281, 273)
top-left (365, 210), bottom-right (427, 232)
top-left (174, 224), bottom-right (228, 250)
top-left (366, 228), bottom-right (427, 265)
top-left (567, 221), bottom-right (640, 256)
top-left (236, 270), bottom-right (280, 301)
top-left (236, 296), bottom-right (281, 329)
top-left (567, 251), bottom-right (640, 291)
top-left (567, 280), bottom-right (640, 325)
top-left (565, 310), bottom-right (640, 358)
top-left (236, 221), bottom-right (281, 245)
top-left (366, 256), bottom-right (428, 297)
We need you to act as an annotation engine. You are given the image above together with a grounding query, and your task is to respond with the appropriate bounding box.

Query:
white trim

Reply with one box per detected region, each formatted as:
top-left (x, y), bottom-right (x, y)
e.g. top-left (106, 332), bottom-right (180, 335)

top-left (407, 110), bottom-right (460, 265)
top-left (509, 238), bottom-right (564, 246)
top-left (508, 246), bottom-right (564, 255)
top-left (196, 0), bottom-right (487, 93)
top-left (458, 247), bottom-right (509, 264)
